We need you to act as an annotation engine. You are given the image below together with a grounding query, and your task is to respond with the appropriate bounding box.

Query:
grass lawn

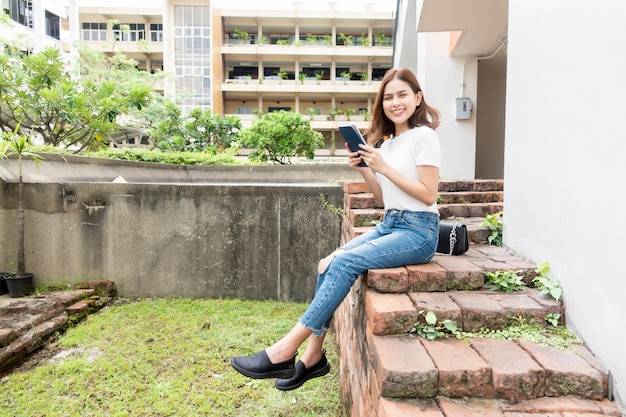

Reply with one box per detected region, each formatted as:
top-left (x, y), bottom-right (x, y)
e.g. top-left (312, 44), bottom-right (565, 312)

top-left (0, 298), bottom-right (342, 417)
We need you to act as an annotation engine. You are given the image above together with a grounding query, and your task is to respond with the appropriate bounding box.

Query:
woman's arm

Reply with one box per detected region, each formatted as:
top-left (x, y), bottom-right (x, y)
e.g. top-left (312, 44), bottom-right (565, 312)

top-left (358, 144), bottom-right (439, 206)
top-left (346, 143), bottom-right (384, 203)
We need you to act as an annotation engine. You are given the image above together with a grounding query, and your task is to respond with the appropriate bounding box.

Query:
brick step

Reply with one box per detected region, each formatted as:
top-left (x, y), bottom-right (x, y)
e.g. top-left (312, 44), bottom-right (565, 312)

top-left (364, 287), bottom-right (562, 335)
top-left (344, 179), bottom-right (505, 195)
top-left (438, 179), bottom-right (504, 192)
top-left (344, 190), bottom-right (503, 208)
top-left (0, 281), bottom-right (116, 373)
top-left (378, 396), bottom-right (623, 417)
top-left (439, 202), bottom-right (503, 219)
top-left (368, 331), bottom-right (609, 405)
top-left (366, 244), bottom-right (538, 294)
top-left (438, 190), bottom-right (503, 204)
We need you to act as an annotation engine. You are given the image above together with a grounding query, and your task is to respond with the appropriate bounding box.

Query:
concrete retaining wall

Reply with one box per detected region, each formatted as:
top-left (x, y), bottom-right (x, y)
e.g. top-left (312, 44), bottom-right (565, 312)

top-left (0, 156), bottom-right (354, 302)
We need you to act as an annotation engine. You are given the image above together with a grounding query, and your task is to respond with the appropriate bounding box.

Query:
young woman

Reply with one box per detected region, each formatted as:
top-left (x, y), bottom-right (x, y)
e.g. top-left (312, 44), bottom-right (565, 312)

top-left (230, 68), bottom-right (441, 391)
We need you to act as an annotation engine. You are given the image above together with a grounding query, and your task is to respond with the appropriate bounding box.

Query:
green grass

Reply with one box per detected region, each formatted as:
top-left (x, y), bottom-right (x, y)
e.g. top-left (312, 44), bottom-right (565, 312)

top-left (0, 298), bottom-right (342, 417)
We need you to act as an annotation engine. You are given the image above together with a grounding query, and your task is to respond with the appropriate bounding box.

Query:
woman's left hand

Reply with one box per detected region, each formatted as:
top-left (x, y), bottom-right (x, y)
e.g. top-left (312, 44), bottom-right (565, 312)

top-left (358, 144), bottom-right (386, 173)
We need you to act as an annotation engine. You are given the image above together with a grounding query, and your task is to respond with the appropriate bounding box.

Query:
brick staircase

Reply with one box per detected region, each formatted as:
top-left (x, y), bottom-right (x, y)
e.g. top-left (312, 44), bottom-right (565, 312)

top-left (0, 281), bottom-right (116, 373)
top-left (334, 180), bottom-right (623, 417)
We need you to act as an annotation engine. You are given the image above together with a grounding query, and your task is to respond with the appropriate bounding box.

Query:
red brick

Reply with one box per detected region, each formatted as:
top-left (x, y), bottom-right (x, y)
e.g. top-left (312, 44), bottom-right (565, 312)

top-left (350, 208), bottom-right (384, 227)
top-left (486, 293), bottom-right (547, 324)
top-left (595, 398), bottom-right (624, 416)
top-left (517, 341), bottom-right (605, 400)
top-left (409, 292), bottom-right (462, 327)
top-left (471, 244), bottom-right (512, 258)
top-left (503, 396), bottom-right (602, 414)
top-left (345, 192), bottom-right (375, 209)
top-left (437, 397), bottom-right (505, 416)
top-left (365, 290), bottom-right (416, 335)
top-left (367, 267), bottom-right (408, 293)
top-left (369, 333), bottom-right (438, 398)
top-left (469, 258), bottom-right (517, 273)
top-left (66, 301), bottom-right (90, 314)
top-left (406, 262), bottom-right (447, 292)
top-left (0, 329), bottom-right (17, 348)
top-left (448, 292), bottom-right (507, 331)
top-left (378, 398), bottom-right (443, 417)
top-left (503, 412), bottom-right (561, 417)
top-left (526, 288), bottom-right (564, 316)
top-left (421, 337), bottom-right (493, 398)
top-left (470, 338), bottom-right (544, 403)
top-left (343, 181), bottom-right (369, 194)
top-left (431, 255), bottom-right (484, 290)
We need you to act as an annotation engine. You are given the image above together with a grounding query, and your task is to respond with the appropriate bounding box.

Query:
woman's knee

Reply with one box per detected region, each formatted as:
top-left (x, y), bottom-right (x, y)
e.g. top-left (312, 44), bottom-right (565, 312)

top-left (318, 248), bottom-right (345, 274)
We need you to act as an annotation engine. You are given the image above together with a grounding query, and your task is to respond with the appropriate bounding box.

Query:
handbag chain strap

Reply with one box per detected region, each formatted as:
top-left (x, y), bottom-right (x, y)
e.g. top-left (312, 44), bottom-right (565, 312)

top-left (448, 223), bottom-right (458, 256)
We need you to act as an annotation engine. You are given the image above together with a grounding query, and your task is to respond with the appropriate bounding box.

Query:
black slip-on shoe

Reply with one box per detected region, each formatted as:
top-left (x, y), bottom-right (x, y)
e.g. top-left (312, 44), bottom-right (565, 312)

top-left (274, 350), bottom-right (330, 391)
top-left (230, 350), bottom-right (296, 379)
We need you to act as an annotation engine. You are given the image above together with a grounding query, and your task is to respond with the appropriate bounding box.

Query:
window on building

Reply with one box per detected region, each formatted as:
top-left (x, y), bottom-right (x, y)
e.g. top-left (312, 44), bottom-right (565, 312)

top-left (5, 0), bottom-right (29, 27)
top-left (150, 23), bottom-right (163, 42)
top-left (45, 10), bottom-right (60, 40)
top-left (268, 107), bottom-right (291, 113)
top-left (112, 23), bottom-right (145, 42)
top-left (237, 107), bottom-right (252, 115)
top-left (82, 22), bottom-right (107, 41)
top-left (174, 5), bottom-right (211, 114)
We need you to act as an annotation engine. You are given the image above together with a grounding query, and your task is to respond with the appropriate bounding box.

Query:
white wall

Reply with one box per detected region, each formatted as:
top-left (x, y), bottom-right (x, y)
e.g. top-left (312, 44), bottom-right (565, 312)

top-left (417, 32), bottom-right (478, 179)
top-left (504, 0), bottom-right (626, 407)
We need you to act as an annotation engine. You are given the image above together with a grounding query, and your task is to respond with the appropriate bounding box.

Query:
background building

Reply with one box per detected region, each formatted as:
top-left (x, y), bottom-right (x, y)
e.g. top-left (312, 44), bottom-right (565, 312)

top-left (213, 2), bottom-right (393, 153)
top-left (1, 0), bottom-right (394, 156)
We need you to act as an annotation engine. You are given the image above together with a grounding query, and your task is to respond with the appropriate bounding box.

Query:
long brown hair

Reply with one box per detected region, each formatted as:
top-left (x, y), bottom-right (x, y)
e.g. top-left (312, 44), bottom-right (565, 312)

top-left (366, 68), bottom-right (440, 145)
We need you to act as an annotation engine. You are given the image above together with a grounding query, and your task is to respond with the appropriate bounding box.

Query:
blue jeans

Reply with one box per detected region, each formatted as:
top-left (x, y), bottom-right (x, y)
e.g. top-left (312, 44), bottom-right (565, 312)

top-left (299, 210), bottom-right (439, 336)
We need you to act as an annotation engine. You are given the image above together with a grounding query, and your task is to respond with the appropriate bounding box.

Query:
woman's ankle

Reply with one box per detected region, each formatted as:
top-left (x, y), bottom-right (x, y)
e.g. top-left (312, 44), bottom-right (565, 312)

top-left (265, 344), bottom-right (296, 364)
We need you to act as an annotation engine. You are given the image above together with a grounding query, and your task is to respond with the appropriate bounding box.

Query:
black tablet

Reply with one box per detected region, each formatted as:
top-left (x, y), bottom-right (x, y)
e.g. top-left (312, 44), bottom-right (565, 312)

top-left (339, 124), bottom-right (367, 167)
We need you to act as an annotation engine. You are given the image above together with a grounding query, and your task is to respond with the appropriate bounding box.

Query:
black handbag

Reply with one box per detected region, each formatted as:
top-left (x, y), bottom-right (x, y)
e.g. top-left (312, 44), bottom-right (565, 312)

top-left (437, 222), bottom-right (469, 255)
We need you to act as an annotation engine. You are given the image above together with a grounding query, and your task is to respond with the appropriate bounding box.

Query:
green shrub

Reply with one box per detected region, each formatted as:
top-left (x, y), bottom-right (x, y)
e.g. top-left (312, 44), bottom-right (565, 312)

top-left (239, 110), bottom-right (323, 164)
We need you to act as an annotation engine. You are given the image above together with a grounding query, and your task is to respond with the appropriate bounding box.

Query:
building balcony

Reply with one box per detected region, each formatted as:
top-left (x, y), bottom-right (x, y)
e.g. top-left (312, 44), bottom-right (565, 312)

top-left (234, 113), bottom-right (370, 131)
top-left (222, 79), bottom-right (381, 94)
top-left (221, 43), bottom-right (392, 62)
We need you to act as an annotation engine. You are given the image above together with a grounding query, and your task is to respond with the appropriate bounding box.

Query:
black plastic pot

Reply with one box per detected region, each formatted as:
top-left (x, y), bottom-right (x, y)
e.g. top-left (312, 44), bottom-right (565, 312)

top-left (0, 272), bottom-right (8, 295)
top-left (4, 272), bottom-right (34, 298)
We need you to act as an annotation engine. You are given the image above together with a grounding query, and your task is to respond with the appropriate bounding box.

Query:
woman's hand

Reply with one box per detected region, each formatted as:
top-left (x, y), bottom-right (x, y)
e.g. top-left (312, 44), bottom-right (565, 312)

top-left (345, 143), bottom-right (369, 170)
top-left (345, 143), bottom-right (384, 202)
top-left (356, 143), bottom-right (387, 174)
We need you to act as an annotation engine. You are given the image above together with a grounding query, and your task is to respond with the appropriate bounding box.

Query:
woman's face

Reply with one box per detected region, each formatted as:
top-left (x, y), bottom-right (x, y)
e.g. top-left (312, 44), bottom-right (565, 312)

top-left (382, 78), bottom-right (422, 134)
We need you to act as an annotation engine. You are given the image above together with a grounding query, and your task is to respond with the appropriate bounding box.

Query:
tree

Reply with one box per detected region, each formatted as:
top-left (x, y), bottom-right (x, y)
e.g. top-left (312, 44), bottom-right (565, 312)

top-left (0, 126), bottom-right (43, 278)
top-left (148, 103), bottom-right (242, 152)
top-left (0, 46), bottom-right (153, 150)
top-left (239, 111), bottom-right (324, 164)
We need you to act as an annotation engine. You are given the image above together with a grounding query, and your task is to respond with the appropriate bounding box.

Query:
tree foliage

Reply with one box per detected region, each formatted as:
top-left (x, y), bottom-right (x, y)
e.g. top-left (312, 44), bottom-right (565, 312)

top-left (239, 111), bottom-right (323, 164)
top-left (148, 104), bottom-right (242, 152)
top-left (0, 46), bottom-right (153, 150)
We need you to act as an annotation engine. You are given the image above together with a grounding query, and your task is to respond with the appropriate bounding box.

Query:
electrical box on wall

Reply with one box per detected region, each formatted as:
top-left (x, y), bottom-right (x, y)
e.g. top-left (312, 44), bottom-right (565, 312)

top-left (456, 98), bottom-right (472, 120)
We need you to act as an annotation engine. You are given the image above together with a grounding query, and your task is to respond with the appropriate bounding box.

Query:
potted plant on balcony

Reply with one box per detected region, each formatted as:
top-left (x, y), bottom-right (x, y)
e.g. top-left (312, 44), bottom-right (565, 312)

top-left (375, 30), bottom-right (388, 46)
top-left (339, 71), bottom-right (352, 84)
top-left (338, 33), bottom-right (353, 46)
top-left (315, 70), bottom-right (324, 85)
top-left (233, 28), bottom-right (250, 44)
top-left (275, 70), bottom-right (288, 83)
top-left (359, 32), bottom-right (371, 47)
top-left (0, 127), bottom-right (43, 297)
top-left (343, 108), bottom-right (355, 121)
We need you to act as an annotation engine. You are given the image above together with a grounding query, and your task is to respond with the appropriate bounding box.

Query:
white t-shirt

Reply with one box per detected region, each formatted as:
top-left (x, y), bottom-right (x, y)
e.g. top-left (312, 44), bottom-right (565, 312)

top-left (376, 126), bottom-right (440, 214)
